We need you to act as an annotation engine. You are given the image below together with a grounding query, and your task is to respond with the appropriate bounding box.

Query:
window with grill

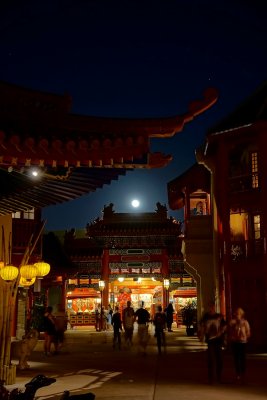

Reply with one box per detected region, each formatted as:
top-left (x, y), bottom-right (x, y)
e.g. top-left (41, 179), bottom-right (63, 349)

top-left (251, 152), bottom-right (259, 188)
top-left (23, 209), bottom-right (35, 220)
top-left (253, 214), bottom-right (261, 240)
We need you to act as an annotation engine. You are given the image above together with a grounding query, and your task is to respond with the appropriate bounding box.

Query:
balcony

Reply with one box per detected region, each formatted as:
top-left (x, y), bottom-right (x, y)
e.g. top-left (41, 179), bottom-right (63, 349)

top-left (230, 239), bottom-right (264, 261)
top-left (186, 215), bottom-right (213, 240)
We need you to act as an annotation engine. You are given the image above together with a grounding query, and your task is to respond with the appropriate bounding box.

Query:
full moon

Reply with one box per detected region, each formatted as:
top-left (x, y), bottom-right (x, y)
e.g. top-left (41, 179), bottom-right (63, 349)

top-left (131, 199), bottom-right (140, 208)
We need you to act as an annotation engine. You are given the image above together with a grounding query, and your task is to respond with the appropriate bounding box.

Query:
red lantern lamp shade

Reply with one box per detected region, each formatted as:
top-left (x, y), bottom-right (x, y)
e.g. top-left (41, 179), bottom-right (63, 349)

top-left (20, 264), bottom-right (38, 281)
top-left (34, 262), bottom-right (50, 278)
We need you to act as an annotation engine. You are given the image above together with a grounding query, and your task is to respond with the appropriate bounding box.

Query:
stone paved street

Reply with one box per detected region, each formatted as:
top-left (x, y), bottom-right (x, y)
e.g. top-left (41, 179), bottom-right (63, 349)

top-left (7, 326), bottom-right (267, 400)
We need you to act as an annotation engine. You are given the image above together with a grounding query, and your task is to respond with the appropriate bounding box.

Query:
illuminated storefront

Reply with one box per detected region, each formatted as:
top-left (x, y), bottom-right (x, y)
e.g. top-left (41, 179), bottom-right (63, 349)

top-left (57, 204), bottom-right (197, 327)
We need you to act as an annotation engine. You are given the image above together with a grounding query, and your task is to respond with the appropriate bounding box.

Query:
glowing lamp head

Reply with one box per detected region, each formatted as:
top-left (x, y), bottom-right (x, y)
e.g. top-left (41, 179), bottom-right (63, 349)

top-left (99, 280), bottom-right (105, 291)
top-left (34, 261), bottom-right (50, 278)
top-left (163, 278), bottom-right (170, 290)
top-left (0, 265), bottom-right (19, 281)
top-left (20, 264), bottom-right (38, 280)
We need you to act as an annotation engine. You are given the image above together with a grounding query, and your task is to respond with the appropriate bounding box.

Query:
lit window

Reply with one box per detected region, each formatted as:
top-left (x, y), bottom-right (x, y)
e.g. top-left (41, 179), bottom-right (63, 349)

top-left (251, 152), bottom-right (259, 188)
top-left (253, 214), bottom-right (261, 240)
top-left (12, 211), bottom-right (21, 219)
top-left (23, 209), bottom-right (35, 220)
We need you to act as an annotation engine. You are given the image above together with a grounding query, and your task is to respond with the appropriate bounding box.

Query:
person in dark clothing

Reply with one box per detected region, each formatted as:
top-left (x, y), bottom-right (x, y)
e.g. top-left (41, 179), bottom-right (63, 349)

top-left (95, 305), bottom-right (100, 331)
top-left (165, 303), bottom-right (174, 332)
top-left (135, 301), bottom-right (150, 355)
top-left (43, 306), bottom-right (57, 356)
top-left (153, 305), bottom-right (167, 354)
top-left (112, 306), bottom-right (122, 350)
top-left (199, 303), bottom-right (227, 384)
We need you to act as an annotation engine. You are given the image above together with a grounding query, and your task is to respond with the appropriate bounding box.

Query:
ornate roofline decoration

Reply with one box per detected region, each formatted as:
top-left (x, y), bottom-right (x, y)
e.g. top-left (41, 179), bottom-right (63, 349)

top-left (0, 82), bottom-right (217, 214)
top-left (0, 82), bottom-right (218, 170)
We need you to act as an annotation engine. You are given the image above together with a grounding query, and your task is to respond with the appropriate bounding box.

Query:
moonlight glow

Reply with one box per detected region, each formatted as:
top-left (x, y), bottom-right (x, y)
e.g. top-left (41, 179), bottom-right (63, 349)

top-left (131, 199), bottom-right (140, 208)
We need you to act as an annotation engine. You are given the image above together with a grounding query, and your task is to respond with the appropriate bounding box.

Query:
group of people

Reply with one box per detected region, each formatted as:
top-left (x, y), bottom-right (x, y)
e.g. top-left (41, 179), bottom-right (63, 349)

top-left (44, 301), bottom-right (251, 384)
top-left (110, 301), bottom-right (144, 352)
top-left (112, 300), bottom-right (251, 381)
top-left (95, 304), bottom-right (113, 331)
top-left (110, 301), bottom-right (173, 355)
top-left (199, 303), bottom-right (251, 384)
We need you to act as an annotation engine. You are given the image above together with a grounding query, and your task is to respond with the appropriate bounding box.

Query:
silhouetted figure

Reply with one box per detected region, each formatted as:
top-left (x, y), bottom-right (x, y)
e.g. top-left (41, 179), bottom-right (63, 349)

top-left (112, 306), bottom-right (122, 350)
top-left (228, 307), bottom-right (251, 383)
top-left (43, 306), bottom-right (57, 356)
top-left (199, 303), bottom-right (227, 384)
top-left (153, 305), bottom-right (166, 354)
top-left (165, 303), bottom-right (174, 332)
top-left (135, 301), bottom-right (150, 355)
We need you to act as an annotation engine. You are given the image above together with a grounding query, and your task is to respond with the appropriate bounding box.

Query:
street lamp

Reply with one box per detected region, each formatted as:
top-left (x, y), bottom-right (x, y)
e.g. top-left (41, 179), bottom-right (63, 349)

top-left (99, 280), bottom-right (105, 331)
top-left (163, 278), bottom-right (170, 308)
top-left (163, 279), bottom-right (170, 290)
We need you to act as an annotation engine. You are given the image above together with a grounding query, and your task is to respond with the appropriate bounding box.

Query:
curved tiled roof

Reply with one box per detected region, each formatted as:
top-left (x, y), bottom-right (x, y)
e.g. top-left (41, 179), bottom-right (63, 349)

top-left (0, 81), bottom-right (218, 214)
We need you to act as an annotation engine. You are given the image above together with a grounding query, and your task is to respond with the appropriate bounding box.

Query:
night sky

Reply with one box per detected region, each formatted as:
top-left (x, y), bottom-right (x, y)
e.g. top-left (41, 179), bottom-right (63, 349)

top-left (1, 1), bottom-right (267, 231)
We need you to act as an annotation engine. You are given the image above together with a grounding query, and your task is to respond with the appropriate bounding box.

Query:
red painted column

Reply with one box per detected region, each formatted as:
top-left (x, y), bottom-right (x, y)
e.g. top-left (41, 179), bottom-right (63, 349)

top-left (257, 128), bottom-right (267, 336)
top-left (215, 137), bottom-right (231, 319)
top-left (101, 249), bottom-right (109, 308)
top-left (61, 279), bottom-right (67, 312)
top-left (162, 249), bottom-right (169, 309)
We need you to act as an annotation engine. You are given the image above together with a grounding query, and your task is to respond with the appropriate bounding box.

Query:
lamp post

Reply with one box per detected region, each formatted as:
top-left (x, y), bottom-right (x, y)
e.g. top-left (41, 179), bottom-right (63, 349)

top-left (99, 280), bottom-right (105, 331)
top-left (163, 278), bottom-right (170, 308)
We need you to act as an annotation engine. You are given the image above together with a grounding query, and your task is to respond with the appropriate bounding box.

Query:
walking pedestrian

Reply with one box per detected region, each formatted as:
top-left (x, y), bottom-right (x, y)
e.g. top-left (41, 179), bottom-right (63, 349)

top-left (95, 305), bottom-right (100, 331)
top-left (165, 302), bottom-right (174, 332)
top-left (112, 306), bottom-right (122, 350)
top-left (135, 301), bottom-right (150, 355)
top-left (107, 304), bottom-right (113, 331)
top-left (228, 307), bottom-right (251, 383)
top-left (122, 300), bottom-right (135, 346)
top-left (43, 306), bottom-right (57, 356)
top-left (54, 309), bottom-right (67, 353)
top-left (199, 302), bottom-right (227, 384)
top-left (153, 305), bottom-right (166, 355)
